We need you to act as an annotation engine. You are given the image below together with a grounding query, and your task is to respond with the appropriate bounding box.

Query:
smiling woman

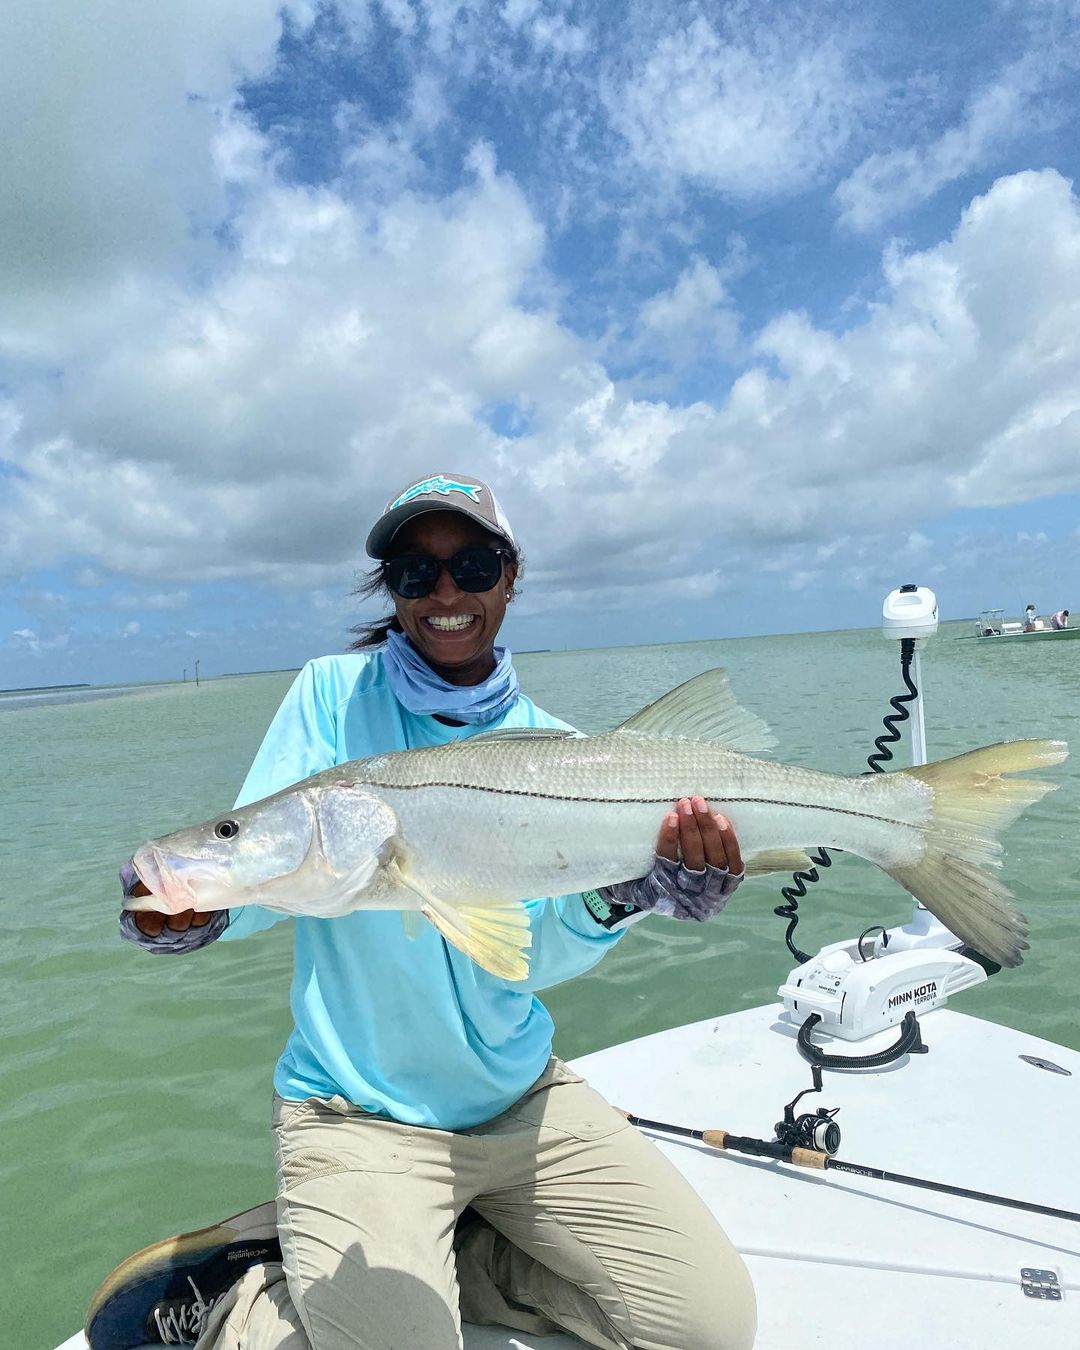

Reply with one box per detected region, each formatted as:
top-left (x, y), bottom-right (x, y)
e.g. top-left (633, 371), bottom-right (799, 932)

top-left (350, 474), bottom-right (524, 690)
top-left (100, 470), bottom-right (753, 1350)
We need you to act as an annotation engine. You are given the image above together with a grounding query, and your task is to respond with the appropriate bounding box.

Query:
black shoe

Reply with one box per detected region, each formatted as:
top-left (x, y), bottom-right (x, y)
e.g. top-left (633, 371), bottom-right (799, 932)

top-left (85, 1201), bottom-right (281, 1347)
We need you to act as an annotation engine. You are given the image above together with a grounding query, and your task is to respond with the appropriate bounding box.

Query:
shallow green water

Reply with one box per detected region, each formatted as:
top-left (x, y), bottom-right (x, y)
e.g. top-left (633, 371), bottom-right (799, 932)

top-left (3, 625), bottom-right (1078, 1347)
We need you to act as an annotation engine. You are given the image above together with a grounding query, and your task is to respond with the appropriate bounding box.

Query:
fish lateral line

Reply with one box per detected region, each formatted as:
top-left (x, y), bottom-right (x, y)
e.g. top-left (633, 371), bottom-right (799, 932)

top-left (356, 778), bottom-right (921, 830)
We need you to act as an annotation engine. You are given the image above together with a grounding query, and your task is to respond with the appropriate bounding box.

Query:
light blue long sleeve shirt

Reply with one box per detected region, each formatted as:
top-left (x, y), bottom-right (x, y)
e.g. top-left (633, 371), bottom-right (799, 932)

top-left (221, 651), bottom-right (624, 1130)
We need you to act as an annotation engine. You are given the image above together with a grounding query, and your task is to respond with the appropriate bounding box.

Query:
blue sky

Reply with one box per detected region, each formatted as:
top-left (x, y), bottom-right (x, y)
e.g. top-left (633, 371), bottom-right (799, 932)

top-left (2, 0), bottom-right (1080, 688)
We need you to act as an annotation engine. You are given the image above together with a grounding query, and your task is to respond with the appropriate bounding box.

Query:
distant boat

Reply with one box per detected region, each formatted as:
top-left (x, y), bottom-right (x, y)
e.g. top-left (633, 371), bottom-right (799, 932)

top-left (965, 608), bottom-right (1080, 641)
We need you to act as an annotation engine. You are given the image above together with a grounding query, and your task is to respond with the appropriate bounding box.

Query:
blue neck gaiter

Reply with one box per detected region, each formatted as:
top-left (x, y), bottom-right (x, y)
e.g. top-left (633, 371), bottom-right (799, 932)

top-left (383, 629), bottom-right (521, 725)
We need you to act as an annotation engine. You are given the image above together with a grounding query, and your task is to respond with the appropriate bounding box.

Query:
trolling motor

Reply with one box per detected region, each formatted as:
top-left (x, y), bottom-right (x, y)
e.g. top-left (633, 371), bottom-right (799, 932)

top-left (621, 590), bottom-right (1076, 1231)
top-left (777, 585), bottom-right (990, 1058)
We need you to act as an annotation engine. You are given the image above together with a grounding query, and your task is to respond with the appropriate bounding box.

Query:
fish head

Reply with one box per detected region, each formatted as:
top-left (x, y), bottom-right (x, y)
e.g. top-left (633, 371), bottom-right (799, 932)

top-left (124, 791), bottom-right (317, 915)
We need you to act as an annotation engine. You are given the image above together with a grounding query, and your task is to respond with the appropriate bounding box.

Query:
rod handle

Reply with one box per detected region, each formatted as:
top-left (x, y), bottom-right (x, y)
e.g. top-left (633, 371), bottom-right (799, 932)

top-left (791, 1147), bottom-right (828, 1169)
top-left (701, 1130), bottom-right (729, 1149)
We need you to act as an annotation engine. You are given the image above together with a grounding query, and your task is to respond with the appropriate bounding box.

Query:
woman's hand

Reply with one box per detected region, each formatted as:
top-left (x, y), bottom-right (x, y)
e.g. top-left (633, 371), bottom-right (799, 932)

top-left (120, 898), bottom-right (228, 952)
top-left (597, 798), bottom-right (745, 923)
top-left (656, 796), bottom-right (743, 876)
top-left (133, 908), bottom-right (211, 938)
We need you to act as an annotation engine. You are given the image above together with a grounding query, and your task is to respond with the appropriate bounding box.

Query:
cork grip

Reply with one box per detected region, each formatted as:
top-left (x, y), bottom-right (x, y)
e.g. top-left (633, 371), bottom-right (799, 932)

top-left (701, 1130), bottom-right (729, 1149)
top-left (792, 1147), bottom-right (828, 1169)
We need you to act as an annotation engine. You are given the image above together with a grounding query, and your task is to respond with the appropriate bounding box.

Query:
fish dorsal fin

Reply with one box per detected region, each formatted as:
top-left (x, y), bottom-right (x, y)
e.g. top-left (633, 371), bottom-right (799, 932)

top-left (464, 726), bottom-right (579, 744)
top-left (615, 669), bottom-right (776, 753)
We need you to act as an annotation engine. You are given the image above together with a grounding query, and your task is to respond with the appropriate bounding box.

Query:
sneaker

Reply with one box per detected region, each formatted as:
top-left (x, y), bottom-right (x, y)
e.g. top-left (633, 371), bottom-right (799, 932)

top-left (146, 1274), bottom-right (217, 1345)
top-left (85, 1201), bottom-right (281, 1348)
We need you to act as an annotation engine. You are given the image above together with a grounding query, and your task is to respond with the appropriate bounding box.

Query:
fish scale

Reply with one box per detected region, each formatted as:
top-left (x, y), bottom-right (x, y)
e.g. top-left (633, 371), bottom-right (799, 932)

top-left (352, 734), bottom-right (934, 905)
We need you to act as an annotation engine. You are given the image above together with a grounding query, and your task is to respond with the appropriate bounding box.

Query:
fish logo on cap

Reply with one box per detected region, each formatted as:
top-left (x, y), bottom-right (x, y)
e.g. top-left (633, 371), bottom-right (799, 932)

top-left (391, 476), bottom-right (483, 509)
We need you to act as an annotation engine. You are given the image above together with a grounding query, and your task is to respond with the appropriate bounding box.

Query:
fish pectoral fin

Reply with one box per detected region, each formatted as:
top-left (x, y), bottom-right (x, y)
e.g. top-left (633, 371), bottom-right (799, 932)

top-left (421, 897), bottom-right (532, 982)
top-left (614, 668), bottom-right (776, 753)
top-left (387, 860), bottom-right (531, 979)
top-left (744, 849), bottom-right (813, 877)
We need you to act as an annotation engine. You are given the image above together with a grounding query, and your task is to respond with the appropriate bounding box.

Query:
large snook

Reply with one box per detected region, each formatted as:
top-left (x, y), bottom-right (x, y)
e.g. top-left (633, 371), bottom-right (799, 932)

top-left (123, 669), bottom-right (1066, 979)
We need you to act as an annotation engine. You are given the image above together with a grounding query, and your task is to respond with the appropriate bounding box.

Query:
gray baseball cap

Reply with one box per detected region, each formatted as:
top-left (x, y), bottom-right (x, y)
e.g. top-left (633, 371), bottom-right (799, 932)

top-left (365, 472), bottom-right (517, 559)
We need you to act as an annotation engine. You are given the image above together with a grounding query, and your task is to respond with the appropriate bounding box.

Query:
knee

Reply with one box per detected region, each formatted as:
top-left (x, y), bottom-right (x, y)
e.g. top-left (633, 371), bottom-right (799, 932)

top-left (667, 1249), bottom-right (757, 1350)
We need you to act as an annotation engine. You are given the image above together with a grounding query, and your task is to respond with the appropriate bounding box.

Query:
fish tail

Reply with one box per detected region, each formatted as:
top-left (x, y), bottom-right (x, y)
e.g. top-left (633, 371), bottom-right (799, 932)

top-left (886, 739), bottom-right (1067, 967)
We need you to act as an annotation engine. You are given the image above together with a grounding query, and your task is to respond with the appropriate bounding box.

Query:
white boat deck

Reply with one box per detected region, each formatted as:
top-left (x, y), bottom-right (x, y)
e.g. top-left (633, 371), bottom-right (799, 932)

top-left (61, 1003), bottom-right (1079, 1350)
top-left (575, 1003), bottom-right (1079, 1350)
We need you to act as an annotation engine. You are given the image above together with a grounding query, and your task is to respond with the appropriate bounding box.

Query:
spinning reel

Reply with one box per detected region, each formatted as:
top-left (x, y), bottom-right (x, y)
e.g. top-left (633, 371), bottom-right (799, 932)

top-left (774, 1076), bottom-right (841, 1156)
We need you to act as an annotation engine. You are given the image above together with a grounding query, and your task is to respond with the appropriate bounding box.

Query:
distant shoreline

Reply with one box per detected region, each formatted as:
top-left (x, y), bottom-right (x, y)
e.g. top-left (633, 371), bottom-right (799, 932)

top-left (6, 622), bottom-right (999, 696)
top-left (0, 682), bottom-right (91, 695)
top-left (0, 669), bottom-right (301, 698)
top-left (217, 668), bottom-right (302, 679)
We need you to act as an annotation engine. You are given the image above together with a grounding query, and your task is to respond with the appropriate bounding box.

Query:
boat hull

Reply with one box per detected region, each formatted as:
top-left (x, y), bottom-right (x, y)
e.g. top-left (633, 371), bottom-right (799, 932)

top-left (967, 627), bottom-right (1080, 642)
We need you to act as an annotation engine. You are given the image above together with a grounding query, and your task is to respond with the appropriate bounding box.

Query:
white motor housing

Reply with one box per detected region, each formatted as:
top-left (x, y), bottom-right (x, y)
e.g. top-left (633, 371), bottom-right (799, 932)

top-left (881, 584), bottom-right (938, 642)
top-left (778, 938), bottom-right (987, 1042)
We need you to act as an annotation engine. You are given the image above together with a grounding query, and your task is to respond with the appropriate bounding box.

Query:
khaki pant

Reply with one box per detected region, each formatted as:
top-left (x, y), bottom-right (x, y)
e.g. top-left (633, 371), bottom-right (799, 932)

top-left (197, 1060), bottom-right (755, 1350)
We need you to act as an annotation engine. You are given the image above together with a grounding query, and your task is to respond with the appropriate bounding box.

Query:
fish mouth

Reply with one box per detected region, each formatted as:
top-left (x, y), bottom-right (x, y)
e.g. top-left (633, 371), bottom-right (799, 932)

top-left (122, 846), bottom-right (210, 914)
top-left (119, 857), bottom-right (151, 900)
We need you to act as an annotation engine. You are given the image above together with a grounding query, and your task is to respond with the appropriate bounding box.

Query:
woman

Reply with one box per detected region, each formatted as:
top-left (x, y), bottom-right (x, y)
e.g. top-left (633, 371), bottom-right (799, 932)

top-left (102, 473), bottom-right (756, 1350)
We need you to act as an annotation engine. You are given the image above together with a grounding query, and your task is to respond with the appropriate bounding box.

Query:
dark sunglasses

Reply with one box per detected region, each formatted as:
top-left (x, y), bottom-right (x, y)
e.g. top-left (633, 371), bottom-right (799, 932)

top-left (383, 546), bottom-right (510, 599)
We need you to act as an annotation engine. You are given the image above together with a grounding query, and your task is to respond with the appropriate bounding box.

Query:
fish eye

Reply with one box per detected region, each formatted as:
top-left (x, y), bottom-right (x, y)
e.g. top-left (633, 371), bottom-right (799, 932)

top-left (215, 819), bottom-right (240, 840)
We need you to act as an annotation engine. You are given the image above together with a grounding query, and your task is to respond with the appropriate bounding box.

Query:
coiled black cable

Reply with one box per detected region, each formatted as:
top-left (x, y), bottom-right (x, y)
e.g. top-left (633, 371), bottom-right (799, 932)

top-left (796, 1009), bottom-right (927, 1070)
top-left (866, 637), bottom-right (919, 772)
top-left (774, 638), bottom-right (918, 962)
top-left (773, 849), bottom-right (833, 963)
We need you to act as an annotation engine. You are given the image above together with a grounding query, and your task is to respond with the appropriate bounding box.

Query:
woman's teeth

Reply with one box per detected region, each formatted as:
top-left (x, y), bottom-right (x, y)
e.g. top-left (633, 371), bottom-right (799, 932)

top-left (424, 615), bottom-right (477, 631)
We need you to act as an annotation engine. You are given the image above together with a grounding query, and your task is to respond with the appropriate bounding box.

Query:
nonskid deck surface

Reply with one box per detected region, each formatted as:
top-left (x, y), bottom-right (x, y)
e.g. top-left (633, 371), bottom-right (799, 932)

top-left (61, 1005), bottom-right (1080, 1350)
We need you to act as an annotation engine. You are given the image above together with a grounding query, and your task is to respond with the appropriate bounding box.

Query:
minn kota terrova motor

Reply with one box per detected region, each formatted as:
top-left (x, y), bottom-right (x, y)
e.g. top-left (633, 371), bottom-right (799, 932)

top-left (778, 585), bottom-right (990, 1054)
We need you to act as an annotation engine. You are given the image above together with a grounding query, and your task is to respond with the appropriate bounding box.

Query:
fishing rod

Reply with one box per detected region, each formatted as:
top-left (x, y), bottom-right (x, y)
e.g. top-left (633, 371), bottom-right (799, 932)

top-left (623, 1112), bottom-right (1080, 1224)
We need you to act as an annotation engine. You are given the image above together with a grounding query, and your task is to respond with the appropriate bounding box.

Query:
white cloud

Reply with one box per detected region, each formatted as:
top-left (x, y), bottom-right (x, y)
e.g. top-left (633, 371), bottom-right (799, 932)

top-left (380, 0), bottom-right (418, 37)
top-left (834, 59), bottom-right (1053, 232)
top-left (8, 627), bottom-right (70, 654)
top-left (517, 169), bottom-right (1080, 599)
top-left (111, 592), bottom-right (191, 611)
top-left (0, 0), bottom-right (314, 309)
top-left (23, 590), bottom-right (69, 611)
top-left (5, 164), bottom-right (1080, 619)
top-left (607, 15), bottom-right (866, 198)
top-left (0, 142), bottom-right (593, 585)
top-left (629, 254), bottom-right (742, 369)
top-left (2, 0), bottom-right (1080, 653)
